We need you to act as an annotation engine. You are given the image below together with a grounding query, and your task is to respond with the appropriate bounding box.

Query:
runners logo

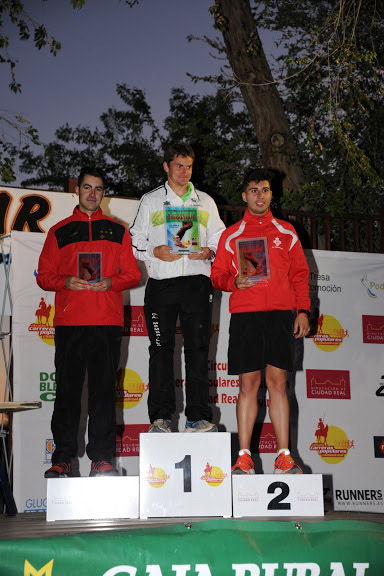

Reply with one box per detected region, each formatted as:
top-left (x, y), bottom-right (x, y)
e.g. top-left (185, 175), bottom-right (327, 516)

top-left (115, 424), bottom-right (148, 457)
top-left (257, 423), bottom-right (277, 453)
top-left (28, 297), bottom-right (55, 346)
top-left (310, 418), bottom-right (354, 464)
top-left (373, 436), bottom-right (384, 458)
top-left (200, 462), bottom-right (227, 487)
top-left (145, 464), bottom-right (169, 488)
top-left (362, 315), bottom-right (384, 344)
top-left (123, 305), bottom-right (148, 337)
top-left (24, 559), bottom-right (54, 576)
top-left (306, 369), bottom-right (351, 399)
top-left (116, 368), bottom-right (148, 409)
top-left (312, 314), bottom-right (349, 352)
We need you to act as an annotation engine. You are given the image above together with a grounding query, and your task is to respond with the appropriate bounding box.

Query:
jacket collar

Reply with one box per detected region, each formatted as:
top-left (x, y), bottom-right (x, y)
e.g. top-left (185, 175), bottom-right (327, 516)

top-left (243, 207), bottom-right (273, 224)
top-left (164, 181), bottom-right (200, 202)
top-left (73, 206), bottom-right (104, 220)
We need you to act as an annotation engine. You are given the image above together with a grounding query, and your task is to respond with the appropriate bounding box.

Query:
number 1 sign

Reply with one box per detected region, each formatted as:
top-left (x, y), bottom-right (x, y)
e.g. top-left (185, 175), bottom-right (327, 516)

top-left (139, 433), bottom-right (232, 518)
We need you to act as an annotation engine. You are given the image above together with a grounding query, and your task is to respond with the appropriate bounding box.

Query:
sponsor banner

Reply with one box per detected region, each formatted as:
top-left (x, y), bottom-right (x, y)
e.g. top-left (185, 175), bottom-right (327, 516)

top-left (0, 519), bottom-right (383, 576)
top-left (9, 217), bottom-right (384, 513)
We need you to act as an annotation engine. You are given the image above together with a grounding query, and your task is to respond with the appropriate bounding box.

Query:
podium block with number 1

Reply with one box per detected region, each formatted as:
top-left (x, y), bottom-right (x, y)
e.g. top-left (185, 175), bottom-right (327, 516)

top-left (139, 433), bottom-right (232, 518)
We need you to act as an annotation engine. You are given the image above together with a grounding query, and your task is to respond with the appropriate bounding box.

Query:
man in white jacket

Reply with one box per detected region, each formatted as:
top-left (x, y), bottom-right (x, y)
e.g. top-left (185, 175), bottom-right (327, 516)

top-left (130, 143), bottom-right (225, 432)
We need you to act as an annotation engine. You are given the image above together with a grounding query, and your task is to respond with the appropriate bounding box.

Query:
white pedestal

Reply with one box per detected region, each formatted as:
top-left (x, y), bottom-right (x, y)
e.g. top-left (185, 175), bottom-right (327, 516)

top-left (46, 476), bottom-right (139, 521)
top-left (232, 474), bottom-right (324, 517)
top-left (139, 433), bottom-right (232, 518)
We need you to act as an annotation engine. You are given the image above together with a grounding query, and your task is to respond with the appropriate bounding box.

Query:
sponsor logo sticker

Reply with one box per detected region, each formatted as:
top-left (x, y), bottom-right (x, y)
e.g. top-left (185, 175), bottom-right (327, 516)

top-left (200, 462), bottom-right (227, 487)
top-left (256, 422), bottom-right (277, 454)
top-left (310, 418), bottom-right (354, 464)
top-left (373, 436), bottom-right (384, 458)
top-left (311, 314), bottom-right (349, 352)
top-left (306, 369), bottom-right (351, 399)
top-left (115, 424), bottom-right (148, 457)
top-left (123, 305), bottom-right (148, 336)
top-left (116, 368), bottom-right (148, 409)
top-left (28, 297), bottom-right (55, 346)
top-left (362, 315), bottom-right (384, 344)
top-left (145, 464), bottom-right (169, 488)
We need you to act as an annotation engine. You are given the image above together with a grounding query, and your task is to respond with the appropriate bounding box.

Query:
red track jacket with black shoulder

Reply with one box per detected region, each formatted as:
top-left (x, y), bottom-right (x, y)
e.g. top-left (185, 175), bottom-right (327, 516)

top-left (37, 206), bottom-right (141, 326)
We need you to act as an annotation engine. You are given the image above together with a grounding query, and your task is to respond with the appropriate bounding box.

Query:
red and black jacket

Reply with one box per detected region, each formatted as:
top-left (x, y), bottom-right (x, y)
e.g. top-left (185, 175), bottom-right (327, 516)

top-left (37, 206), bottom-right (140, 326)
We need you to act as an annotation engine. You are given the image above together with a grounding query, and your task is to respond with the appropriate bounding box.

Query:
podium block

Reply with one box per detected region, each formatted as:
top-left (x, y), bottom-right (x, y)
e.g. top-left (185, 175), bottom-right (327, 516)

top-left (46, 476), bottom-right (139, 521)
top-left (139, 433), bottom-right (232, 518)
top-left (232, 474), bottom-right (324, 517)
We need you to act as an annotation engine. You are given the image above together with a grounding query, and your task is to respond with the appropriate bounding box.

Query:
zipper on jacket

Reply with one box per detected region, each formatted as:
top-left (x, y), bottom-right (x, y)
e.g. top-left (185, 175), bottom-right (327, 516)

top-left (88, 214), bottom-right (92, 242)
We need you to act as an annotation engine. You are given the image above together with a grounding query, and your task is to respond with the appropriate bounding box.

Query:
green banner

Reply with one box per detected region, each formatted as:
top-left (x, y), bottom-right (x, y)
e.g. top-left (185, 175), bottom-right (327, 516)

top-left (0, 519), bottom-right (383, 576)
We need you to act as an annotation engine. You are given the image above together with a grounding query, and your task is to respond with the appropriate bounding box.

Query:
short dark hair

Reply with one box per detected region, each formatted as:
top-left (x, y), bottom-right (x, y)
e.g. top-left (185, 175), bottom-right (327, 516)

top-left (241, 168), bottom-right (275, 192)
top-left (78, 167), bottom-right (106, 189)
top-left (163, 143), bottom-right (195, 165)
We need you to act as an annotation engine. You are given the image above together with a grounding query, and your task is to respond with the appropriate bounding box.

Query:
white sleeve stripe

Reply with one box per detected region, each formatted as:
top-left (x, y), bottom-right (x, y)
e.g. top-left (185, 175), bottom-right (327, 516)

top-left (272, 218), bottom-right (298, 250)
top-left (224, 220), bottom-right (246, 275)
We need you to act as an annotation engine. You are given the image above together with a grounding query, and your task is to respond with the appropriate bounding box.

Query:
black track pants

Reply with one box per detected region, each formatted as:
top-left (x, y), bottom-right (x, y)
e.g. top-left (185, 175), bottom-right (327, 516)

top-left (144, 275), bottom-right (213, 423)
top-left (51, 325), bottom-right (122, 464)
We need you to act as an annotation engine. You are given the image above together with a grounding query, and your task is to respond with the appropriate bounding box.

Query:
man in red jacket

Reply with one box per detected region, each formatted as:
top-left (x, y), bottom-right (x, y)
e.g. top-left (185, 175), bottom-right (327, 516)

top-left (211, 168), bottom-right (310, 474)
top-left (37, 167), bottom-right (140, 478)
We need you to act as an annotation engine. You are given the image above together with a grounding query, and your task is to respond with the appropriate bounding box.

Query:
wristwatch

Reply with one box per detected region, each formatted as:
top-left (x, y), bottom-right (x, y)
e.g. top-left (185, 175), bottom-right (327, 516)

top-left (297, 309), bottom-right (310, 316)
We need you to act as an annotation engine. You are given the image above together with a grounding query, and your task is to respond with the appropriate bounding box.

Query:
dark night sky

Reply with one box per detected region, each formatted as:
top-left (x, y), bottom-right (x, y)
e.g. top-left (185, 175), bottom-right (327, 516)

top-left (2, 0), bottom-right (277, 185)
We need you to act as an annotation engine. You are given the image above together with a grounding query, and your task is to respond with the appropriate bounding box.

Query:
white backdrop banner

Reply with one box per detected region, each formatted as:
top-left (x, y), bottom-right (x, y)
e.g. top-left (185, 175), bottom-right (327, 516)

top-left (7, 186), bottom-right (384, 514)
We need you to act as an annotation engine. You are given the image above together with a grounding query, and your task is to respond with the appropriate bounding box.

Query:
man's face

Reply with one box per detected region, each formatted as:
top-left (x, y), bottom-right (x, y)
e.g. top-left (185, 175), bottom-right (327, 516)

top-left (242, 180), bottom-right (272, 216)
top-left (163, 155), bottom-right (193, 191)
top-left (76, 175), bottom-right (105, 216)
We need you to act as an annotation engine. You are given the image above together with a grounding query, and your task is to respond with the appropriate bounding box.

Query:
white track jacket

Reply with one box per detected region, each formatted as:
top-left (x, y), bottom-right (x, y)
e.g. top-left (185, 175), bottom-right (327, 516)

top-left (129, 182), bottom-right (225, 280)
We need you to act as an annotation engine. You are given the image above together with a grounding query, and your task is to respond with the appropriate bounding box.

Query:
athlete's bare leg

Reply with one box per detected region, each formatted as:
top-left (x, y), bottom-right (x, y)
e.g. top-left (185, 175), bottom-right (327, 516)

top-left (265, 364), bottom-right (289, 450)
top-left (236, 370), bottom-right (261, 450)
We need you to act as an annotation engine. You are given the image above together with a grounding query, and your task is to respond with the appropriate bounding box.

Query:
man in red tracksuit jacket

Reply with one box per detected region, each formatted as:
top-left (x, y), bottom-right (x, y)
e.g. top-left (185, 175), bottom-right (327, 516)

top-left (37, 167), bottom-right (140, 478)
top-left (211, 168), bottom-right (310, 475)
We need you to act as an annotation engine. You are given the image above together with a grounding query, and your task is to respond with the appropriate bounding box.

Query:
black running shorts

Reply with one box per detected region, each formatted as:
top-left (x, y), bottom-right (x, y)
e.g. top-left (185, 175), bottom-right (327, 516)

top-left (228, 310), bottom-right (295, 375)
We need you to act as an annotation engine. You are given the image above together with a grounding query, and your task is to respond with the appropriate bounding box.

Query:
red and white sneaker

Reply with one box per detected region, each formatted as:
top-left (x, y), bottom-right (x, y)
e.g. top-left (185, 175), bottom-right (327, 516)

top-left (90, 461), bottom-right (119, 477)
top-left (274, 451), bottom-right (302, 474)
top-left (232, 451), bottom-right (255, 475)
top-left (44, 462), bottom-right (72, 478)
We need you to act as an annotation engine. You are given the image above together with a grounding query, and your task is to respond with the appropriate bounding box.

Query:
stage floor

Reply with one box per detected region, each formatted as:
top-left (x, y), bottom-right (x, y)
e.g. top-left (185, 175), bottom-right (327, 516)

top-left (0, 510), bottom-right (383, 541)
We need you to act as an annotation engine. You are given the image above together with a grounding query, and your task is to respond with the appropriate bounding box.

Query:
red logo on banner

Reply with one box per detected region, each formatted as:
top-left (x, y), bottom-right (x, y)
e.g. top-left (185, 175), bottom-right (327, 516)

top-left (306, 369), bottom-right (351, 399)
top-left (310, 418), bottom-right (354, 464)
top-left (28, 297), bottom-right (55, 346)
top-left (362, 315), bottom-right (384, 344)
top-left (123, 305), bottom-right (148, 336)
top-left (312, 314), bottom-right (349, 352)
top-left (257, 423), bottom-right (277, 453)
top-left (115, 424), bottom-right (148, 457)
top-left (200, 462), bottom-right (227, 487)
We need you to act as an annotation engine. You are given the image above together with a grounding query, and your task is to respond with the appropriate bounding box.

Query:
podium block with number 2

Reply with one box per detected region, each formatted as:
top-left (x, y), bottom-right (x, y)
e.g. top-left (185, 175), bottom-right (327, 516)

top-left (232, 474), bottom-right (324, 517)
top-left (139, 433), bottom-right (232, 518)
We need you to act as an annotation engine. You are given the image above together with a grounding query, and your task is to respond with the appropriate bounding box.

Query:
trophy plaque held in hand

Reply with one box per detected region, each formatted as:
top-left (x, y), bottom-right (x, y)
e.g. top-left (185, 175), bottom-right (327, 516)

top-left (236, 237), bottom-right (270, 282)
top-left (78, 252), bottom-right (102, 283)
top-left (164, 206), bottom-right (200, 254)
